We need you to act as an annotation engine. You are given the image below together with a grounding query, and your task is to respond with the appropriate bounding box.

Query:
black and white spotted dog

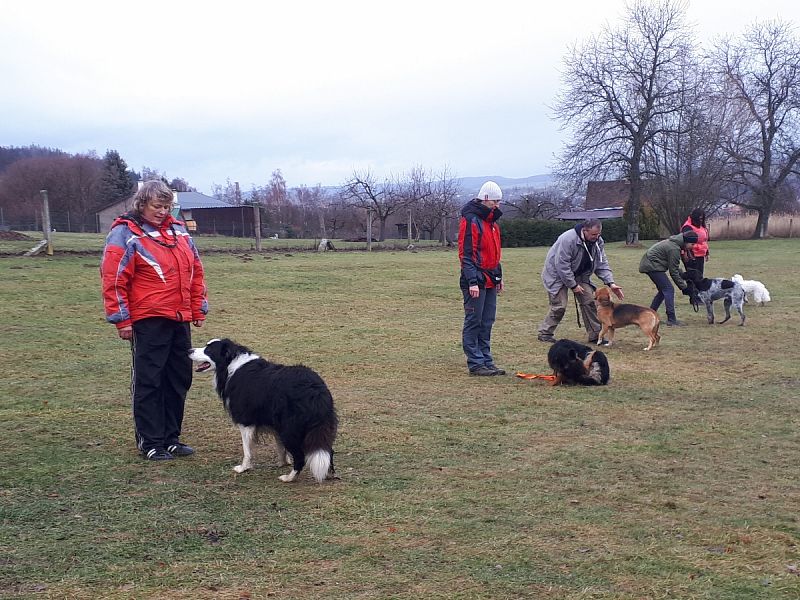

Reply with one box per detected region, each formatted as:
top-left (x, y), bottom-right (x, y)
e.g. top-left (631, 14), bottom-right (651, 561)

top-left (683, 270), bottom-right (746, 326)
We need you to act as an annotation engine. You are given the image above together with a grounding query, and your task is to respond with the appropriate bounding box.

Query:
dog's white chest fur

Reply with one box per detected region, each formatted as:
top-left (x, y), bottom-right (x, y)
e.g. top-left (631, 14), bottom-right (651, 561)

top-left (227, 353), bottom-right (260, 377)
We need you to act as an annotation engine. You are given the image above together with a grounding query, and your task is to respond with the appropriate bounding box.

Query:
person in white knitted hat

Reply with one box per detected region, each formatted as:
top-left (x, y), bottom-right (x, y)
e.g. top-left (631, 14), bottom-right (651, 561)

top-left (458, 181), bottom-right (506, 376)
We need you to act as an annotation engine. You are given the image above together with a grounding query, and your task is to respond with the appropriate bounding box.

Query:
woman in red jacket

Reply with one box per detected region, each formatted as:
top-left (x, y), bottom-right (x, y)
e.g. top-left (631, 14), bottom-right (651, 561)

top-left (681, 208), bottom-right (710, 277)
top-left (101, 181), bottom-right (208, 461)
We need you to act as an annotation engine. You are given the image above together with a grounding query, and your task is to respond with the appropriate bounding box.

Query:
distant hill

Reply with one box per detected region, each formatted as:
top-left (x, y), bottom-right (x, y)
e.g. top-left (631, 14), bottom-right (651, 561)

top-left (457, 174), bottom-right (555, 197)
top-left (237, 174), bottom-right (557, 201)
top-left (322, 174), bottom-right (556, 197)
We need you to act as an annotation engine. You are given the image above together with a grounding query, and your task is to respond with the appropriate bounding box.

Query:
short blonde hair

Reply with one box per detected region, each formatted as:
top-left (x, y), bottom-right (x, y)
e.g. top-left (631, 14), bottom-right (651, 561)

top-left (132, 180), bottom-right (174, 213)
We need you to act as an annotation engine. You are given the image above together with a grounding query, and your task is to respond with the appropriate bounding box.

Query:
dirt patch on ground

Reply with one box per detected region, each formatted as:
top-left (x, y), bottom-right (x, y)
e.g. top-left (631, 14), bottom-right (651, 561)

top-left (0, 231), bottom-right (33, 241)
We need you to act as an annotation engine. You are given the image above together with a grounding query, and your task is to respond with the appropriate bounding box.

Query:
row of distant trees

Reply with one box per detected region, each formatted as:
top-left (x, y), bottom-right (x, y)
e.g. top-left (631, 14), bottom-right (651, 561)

top-left (212, 167), bottom-right (576, 242)
top-left (212, 166), bottom-right (467, 242)
top-left (555, 0), bottom-right (800, 241)
top-left (0, 143), bottom-right (573, 240)
top-left (0, 146), bottom-right (193, 232)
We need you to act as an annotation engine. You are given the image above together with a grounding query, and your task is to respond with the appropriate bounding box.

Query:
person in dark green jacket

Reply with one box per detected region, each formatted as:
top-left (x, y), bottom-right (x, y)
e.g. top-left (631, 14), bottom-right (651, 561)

top-left (638, 231), bottom-right (698, 326)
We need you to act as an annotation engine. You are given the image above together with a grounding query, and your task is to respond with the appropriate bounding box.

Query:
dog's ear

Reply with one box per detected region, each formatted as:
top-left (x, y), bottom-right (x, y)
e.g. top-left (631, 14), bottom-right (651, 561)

top-left (685, 268), bottom-right (702, 282)
top-left (220, 339), bottom-right (238, 362)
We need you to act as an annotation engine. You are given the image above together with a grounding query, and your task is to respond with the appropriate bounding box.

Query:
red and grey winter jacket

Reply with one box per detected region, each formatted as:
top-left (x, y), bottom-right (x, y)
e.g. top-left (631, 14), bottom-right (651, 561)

top-left (101, 212), bottom-right (208, 329)
top-left (458, 200), bottom-right (502, 289)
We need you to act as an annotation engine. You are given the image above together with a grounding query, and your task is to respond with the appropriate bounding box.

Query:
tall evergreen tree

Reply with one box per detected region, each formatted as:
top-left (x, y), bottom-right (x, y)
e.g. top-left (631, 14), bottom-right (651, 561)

top-left (97, 149), bottom-right (135, 205)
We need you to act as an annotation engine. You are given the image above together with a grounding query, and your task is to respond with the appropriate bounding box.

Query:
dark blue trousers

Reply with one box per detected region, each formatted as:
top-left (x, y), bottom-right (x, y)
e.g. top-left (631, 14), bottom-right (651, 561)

top-left (462, 286), bottom-right (498, 372)
top-left (130, 318), bottom-right (192, 453)
top-left (647, 271), bottom-right (677, 321)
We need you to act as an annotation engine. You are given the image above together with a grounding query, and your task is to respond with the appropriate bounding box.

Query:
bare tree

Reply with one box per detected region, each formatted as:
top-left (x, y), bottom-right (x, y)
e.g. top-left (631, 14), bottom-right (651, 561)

top-left (553, 0), bottom-right (694, 244)
top-left (0, 153), bottom-right (104, 231)
top-left (139, 166), bottom-right (168, 184)
top-left (211, 178), bottom-right (241, 204)
top-left (265, 169), bottom-right (288, 225)
top-left (393, 165), bottom-right (434, 242)
top-left (711, 19), bottom-right (800, 238)
top-left (169, 177), bottom-right (194, 192)
top-left (64, 154), bottom-right (103, 231)
top-left (340, 169), bottom-right (407, 241)
top-left (292, 184), bottom-right (329, 238)
top-left (416, 166), bottom-right (460, 244)
top-left (645, 59), bottom-right (732, 232)
top-left (503, 186), bottom-right (568, 220)
top-left (324, 198), bottom-right (356, 239)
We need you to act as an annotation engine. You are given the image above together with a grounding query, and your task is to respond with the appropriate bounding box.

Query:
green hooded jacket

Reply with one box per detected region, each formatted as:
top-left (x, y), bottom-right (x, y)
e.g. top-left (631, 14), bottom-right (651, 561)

top-left (638, 233), bottom-right (692, 290)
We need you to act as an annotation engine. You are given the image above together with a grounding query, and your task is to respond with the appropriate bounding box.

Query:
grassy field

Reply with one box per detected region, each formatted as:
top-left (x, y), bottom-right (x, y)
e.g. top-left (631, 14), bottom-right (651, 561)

top-left (1, 237), bottom-right (798, 599)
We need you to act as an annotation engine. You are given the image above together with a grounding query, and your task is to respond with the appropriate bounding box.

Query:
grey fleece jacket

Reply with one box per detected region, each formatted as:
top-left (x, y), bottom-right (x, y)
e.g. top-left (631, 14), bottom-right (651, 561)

top-left (541, 226), bottom-right (615, 295)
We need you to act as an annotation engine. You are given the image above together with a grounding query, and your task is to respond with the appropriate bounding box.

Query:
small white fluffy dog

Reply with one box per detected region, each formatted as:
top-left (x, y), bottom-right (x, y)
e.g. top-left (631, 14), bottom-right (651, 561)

top-left (731, 274), bottom-right (771, 305)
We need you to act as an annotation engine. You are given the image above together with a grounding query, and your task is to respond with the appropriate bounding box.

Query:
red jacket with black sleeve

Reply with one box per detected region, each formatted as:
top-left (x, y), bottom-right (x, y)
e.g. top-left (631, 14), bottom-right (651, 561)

top-left (101, 212), bottom-right (208, 330)
top-left (458, 200), bottom-right (502, 289)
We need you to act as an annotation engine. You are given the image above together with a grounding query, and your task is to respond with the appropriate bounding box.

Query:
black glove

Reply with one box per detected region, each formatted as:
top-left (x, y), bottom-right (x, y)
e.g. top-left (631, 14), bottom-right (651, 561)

top-left (681, 288), bottom-right (691, 296)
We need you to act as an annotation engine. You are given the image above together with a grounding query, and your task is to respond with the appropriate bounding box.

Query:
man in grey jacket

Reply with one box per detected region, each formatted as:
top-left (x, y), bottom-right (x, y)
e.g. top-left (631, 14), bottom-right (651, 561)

top-left (537, 219), bottom-right (624, 343)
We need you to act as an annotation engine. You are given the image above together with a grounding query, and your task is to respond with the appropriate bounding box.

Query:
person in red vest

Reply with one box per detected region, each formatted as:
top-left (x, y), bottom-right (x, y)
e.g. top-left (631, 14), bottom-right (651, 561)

top-left (681, 208), bottom-right (710, 277)
top-left (458, 181), bottom-right (505, 376)
top-left (101, 180), bottom-right (208, 461)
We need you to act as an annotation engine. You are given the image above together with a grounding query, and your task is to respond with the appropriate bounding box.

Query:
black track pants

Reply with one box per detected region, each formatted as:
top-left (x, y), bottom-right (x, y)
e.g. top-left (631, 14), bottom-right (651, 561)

top-left (130, 318), bottom-right (192, 453)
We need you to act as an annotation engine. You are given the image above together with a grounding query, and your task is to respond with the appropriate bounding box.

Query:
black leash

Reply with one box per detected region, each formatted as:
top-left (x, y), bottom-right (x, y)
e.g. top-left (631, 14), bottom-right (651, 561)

top-left (690, 292), bottom-right (701, 312)
top-left (574, 293), bottom-right (582, 328)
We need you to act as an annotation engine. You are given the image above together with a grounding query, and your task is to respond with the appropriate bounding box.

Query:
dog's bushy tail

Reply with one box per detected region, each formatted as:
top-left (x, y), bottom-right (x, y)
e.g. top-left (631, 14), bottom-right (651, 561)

top-left (307, 449), bottom-right (332, 483)
top-left (304, 416), bottom-right (338, 483)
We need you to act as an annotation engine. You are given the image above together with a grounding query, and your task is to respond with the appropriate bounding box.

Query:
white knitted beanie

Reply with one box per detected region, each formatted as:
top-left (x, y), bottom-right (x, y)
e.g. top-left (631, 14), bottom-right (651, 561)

top-left (477, 181), bottom-right (502, 201)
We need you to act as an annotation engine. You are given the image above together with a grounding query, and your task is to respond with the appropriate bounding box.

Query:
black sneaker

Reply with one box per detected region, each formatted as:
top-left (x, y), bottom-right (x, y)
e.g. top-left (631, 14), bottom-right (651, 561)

top-left (167, 443), bottom-right (195, 457)
top-left (537, 335), bottom-right (556, 344)
top-left (486, 365), bottom-right (506, 375)
top-left (469, 366), bottom-right (497, 376)
top-left (596, 339), bottom-right (610, 347)
top-left (666, 319), bottom-right (685, 327)
top-left (143, 448), bottom-right (174, 461)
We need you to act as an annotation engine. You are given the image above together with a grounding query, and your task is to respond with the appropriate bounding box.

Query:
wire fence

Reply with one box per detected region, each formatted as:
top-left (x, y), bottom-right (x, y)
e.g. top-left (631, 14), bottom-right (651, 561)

top-left (0, 210), bottom-right (100, 233)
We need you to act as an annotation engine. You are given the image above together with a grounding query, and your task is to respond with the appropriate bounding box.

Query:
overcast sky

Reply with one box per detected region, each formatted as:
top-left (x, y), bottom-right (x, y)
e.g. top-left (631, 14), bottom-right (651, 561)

top-left (2, 1), bottom-right (798, 194)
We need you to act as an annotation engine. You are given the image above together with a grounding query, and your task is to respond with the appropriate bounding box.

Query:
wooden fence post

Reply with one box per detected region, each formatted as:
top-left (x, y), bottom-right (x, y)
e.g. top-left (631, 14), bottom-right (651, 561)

top-left (407, 207), bottom-right (412, 247)
top-left (253, 204), bottom-right (262, 251)
top-left (366, 208), bottom-right (373, 252)
top-left (40, 190), bottom-right (53, 256)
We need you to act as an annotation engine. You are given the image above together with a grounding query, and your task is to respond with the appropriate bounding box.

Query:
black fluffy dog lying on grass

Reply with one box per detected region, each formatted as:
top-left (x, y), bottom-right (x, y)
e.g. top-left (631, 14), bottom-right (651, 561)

top-left (682, 269), bottom-right (746, 326)
top-left (547, 339), bottom-right (610, 386)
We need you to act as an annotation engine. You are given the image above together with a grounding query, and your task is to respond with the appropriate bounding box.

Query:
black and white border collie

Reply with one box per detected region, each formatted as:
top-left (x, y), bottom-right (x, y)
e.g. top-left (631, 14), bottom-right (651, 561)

top-left (189, 338), bottom-right (338, 483)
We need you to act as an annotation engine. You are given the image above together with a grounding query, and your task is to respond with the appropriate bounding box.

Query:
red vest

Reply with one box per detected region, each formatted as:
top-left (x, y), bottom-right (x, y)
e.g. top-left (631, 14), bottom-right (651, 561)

top-left (682, 217), bottom-right (709, 258)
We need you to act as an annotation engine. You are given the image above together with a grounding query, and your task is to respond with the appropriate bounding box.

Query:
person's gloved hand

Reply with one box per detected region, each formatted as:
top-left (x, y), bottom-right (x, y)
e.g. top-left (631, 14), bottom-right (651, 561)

top-left (681, 287), bottom-right (692, 296)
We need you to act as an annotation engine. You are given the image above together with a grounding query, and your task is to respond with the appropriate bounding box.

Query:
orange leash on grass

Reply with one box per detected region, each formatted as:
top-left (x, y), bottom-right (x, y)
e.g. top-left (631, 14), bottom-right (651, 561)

top-left (515, 372), bottom-right (556, 382)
